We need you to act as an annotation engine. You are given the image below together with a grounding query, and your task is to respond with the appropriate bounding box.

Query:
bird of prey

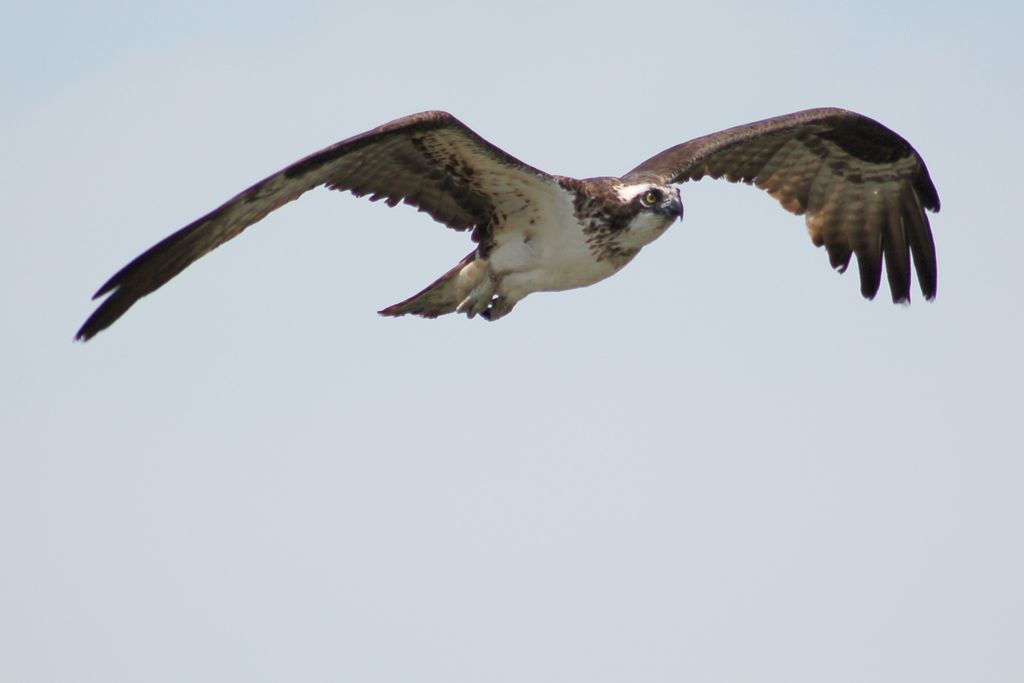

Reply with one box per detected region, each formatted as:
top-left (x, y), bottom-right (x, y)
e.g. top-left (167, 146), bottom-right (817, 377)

top-left (75, 108), bottom-right (939, 341)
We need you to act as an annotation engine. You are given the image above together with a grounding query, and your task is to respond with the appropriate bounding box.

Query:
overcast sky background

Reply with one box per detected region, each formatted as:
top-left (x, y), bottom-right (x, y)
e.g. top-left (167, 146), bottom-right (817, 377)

top-left (3, 1), bottom-right (1022, 681)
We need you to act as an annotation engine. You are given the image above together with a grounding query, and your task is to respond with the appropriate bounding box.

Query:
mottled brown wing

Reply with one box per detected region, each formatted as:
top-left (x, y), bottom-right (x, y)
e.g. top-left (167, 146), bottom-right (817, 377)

top-left (624, 108), bottom-right (940, 303)
top-left (76, 111), bottom-right (553, 340)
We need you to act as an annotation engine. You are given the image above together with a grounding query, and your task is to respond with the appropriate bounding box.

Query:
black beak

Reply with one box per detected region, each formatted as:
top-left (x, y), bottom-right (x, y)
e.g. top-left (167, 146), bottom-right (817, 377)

top-left (662, 194), bottom-right (683, 221)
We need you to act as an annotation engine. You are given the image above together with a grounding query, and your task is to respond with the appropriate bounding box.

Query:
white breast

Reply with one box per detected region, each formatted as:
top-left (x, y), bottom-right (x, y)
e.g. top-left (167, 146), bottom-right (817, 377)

top-left (487, 183), bottom-right (621, 301)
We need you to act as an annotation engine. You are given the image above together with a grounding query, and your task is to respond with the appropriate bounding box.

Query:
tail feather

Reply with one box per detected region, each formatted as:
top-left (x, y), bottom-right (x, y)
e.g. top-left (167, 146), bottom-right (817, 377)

top-left (379, 251), bottom-right (478, 318)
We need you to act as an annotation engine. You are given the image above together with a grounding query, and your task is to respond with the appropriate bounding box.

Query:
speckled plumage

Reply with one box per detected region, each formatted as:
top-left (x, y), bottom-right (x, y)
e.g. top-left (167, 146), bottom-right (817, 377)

top-left (76, 108), bottom-right (939, 341)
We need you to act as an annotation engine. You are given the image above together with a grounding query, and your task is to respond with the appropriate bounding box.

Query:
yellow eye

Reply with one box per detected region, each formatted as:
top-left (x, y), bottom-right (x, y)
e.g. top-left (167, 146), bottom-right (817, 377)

top-left (641, 190), bottom-right (661, 206)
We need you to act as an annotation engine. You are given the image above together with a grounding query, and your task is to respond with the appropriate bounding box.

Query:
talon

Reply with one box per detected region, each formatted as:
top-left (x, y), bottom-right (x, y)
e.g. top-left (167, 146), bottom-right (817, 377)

top-left (481, 295), bottom-right (516, 321)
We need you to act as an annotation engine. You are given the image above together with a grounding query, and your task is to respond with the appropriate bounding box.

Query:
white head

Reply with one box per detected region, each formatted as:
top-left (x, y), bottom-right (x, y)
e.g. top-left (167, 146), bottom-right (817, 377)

top-left (613, 182), bottom-right (683, 249)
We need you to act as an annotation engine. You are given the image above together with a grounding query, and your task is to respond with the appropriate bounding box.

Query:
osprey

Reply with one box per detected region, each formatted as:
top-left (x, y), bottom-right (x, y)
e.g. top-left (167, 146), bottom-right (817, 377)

top-left (75, 108), bottom-right (939, 341)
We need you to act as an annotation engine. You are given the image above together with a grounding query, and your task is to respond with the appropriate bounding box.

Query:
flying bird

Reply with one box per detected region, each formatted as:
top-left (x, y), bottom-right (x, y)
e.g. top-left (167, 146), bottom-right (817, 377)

top-left (75, 108), bottom-right (939, 341)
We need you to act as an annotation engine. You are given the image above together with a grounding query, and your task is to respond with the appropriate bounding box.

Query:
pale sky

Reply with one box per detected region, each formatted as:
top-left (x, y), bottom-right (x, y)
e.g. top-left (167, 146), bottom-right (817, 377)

top-left (3, 1), bottom-right (1023, 681)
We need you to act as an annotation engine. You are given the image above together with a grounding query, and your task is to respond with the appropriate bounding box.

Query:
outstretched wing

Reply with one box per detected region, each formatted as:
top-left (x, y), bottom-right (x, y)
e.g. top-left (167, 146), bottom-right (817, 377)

top-left (76, 111), bottom-right (553, 340)
top-left (624, 108), bottom-right (940, 303)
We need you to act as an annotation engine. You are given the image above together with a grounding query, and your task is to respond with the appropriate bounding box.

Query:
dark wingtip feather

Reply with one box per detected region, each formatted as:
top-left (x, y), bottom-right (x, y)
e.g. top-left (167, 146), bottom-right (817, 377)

top-left (903, 193), bottom-right (938, 301)
top-left (915, 166), bottom-right (941, 214)
top-left (887, 284), bottom-right (912, 306)
top-left (75, 289), bottom-right (130, 341)
top-left (74, 228), bottom-right (200, 341)
top-left (856, 255), bottom-right (883, 300)
top-left (825, 242), bottom-right (853, 273)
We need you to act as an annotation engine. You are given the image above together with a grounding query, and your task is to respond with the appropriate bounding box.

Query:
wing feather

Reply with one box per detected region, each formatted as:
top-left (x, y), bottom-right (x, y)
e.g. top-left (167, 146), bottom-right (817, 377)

top-left (879, 192), bottom-right (911, 302)
top-left (624, 108), bottom-right (939, 302)
top-left (76, 111), bottom-right (552, 340)
top-left (902, 187), bottom-right (938, 298)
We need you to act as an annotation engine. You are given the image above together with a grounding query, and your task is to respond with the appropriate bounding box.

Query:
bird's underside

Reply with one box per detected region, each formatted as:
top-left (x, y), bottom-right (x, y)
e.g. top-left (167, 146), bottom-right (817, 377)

top-left (75, 108), bottom-right (939, 341)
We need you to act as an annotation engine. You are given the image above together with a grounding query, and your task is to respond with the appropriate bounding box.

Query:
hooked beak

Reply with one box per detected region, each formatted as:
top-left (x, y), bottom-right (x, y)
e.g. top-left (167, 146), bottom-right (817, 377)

top-left (661, 194), bottom-right (683, 221)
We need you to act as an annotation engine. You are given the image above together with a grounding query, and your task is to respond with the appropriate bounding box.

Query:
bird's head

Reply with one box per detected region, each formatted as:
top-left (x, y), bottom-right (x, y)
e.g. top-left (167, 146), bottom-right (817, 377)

top-left (612, 182), bottom-right (683, 249)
